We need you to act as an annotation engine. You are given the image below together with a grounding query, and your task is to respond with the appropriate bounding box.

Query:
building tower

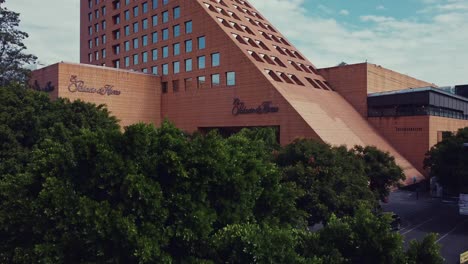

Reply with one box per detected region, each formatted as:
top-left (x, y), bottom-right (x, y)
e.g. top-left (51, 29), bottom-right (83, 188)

top-left (80, 0), bottom-right (425, 183)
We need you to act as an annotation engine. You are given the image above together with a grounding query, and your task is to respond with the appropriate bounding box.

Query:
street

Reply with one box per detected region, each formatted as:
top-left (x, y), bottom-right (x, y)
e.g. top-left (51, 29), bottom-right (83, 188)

top-left (382, 190), bottom-right (468, 264)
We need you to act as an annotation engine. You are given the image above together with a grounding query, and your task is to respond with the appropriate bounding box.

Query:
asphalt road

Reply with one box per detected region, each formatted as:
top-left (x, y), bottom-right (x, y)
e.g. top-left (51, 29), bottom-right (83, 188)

top-left (382, 190), bottom-right (468, 264)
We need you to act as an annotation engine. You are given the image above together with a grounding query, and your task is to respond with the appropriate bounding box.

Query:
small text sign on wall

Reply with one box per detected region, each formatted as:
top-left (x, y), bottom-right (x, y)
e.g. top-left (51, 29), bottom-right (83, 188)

top-left (68, 75), bottom-right (121, 96)
top-left (232, 98), bottom-right (279, 116)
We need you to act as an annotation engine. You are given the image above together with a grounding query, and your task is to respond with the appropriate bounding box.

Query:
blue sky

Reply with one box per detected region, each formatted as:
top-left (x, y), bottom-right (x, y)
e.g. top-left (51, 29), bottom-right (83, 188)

top-left (5, 0), bottom-right (468, 86)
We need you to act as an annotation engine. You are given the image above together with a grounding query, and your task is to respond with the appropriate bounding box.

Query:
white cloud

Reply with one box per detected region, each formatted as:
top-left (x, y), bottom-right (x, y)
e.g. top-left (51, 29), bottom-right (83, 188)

top-left (376, 5), bottom-right (386, 10)
top-left (4, 0), bottom-right (468, 86)
top-left (5, 0), bottom-right (80, 65)
top-left (360, 15), bottom-right (395, 23)
top-left (339, 9), bottom-right (350, 16)
top-left (250, 0), bottom-right (468, 86)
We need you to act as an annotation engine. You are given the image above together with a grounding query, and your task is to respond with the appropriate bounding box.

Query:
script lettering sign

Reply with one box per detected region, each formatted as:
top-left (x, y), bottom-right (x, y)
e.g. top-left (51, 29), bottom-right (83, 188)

top-left (68, 75), bottom-right (121, 96)
top-left (232, 98), bottom-right (279, 116)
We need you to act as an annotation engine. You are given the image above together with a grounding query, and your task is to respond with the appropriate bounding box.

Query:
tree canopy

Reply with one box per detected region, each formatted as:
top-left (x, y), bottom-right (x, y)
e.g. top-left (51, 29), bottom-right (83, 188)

top-left (0, 85), bottom-right (443, 263)
top-left (424, 127), bottom-right (468, 194)
top-left (0, 2), bottom-right (37, 86)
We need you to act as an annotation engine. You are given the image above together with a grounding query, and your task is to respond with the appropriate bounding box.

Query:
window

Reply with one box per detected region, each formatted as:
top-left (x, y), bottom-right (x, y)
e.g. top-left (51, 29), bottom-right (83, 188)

top-left (173, 80), bottom-right (180, 92)
top-left (197, 76), bottom-right (206, 89)
top-left (162, 11), bottom-right (169, 23)
top-left (173, 43), bottom-right (180, 55)
top-left (226, 72), bottom-right (236, 86)
top-left (162, 64), bottom-right (169, 75)
top-left (113, 14), bottom-right (120, 24)
top-left (143, 19), bottom-right (148, 30)
top-left (211, 53), bottom-right (220, 67)
top-left (142, 68), bottom-right (148, 73)
top-left (163, 0), bottom-right (168, 5)
top-left (162, 82), bottom-right (168, 93)
top-left (124, 41), bottom-right (130, 51)
top-left (211, 74), bottom-right (220, 86)
top-left (152, 49), bottom-right (158, 60)
top-left (89, 40), bottom-right (93, 48)
top-left (152, 66), bottom-right (158, 75)
top-left (133, 38), bottom-right (139, 49)
top-left (102, 35), bottom-right (107, 44)
top-left (152, 0), bottom-right (158, 9)
top-left (142, 35), bottom-right (148, 46)
top-left (173, 25), bottom-right (180, 37)
top-left (102, 20), bottom-right (106, 30)
top-left (124, 56), bottom-right (130, 67)
top-left (184, 78), bottom-right (193, 90)
top-left (152, 15), bottom-right (158, 26)
top-left (124, 25), bottom-right (130, 36)
top-left (185, 39), bottom-right (192, 52)
top-left (88, 26), bottom-right (92, 35)
top-left (198, 56), bottom-right (205, 69)
top-left (185, 20), bottom-right (192, 33)
top-left (152, 32), bottom-right (158, 43)
top-left (124, 10), bottom-right (130, 20)
top-left (88, 12), bottom-right (92, 21)
top-left (173, 61), bottom-right (180, 73)
top-left (173, 6), bottom-right (180, 19)
top-left (114, 44), bottom-right (120, 54)
top-left (162, 28), bottom-right (169, 40)
top-left (142, 51), bottom-right (148, 63)
top-left (185, 58), bottom-right (192, 72)
top-left (142, 2), bottom-right (148, 13)
top-left (102, 6), bottom-right (106, 15)
top-left (133, 22), bottom-right (139, 33)
top-left (198, 36), bottom-right (206, 49)
top-left (114, 59), bottom-right (120, 68)
top-left (162, 46), bottom-right (169, 58)
top-left (133, 6), bottom-right (139, 17)
top-left (102, 49), bottom-right (106, 58)
top-left (113, 29), bottom-right (120, 40)
top-left (133, 54), bottom-right (139, 65)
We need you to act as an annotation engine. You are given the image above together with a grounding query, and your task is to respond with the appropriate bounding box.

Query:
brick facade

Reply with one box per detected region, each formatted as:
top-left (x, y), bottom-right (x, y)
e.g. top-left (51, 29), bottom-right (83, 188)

top-left (29, 0), bottom-right (468, 185)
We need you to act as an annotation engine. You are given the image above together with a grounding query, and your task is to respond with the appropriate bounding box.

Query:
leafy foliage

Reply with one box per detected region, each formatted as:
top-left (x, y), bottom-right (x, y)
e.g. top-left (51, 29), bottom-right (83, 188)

top-left (276, 139), bottom-right (376, 225)
top-left (424, 127), bottom-right (468, 194)
top-left (0, 3), bottom-right (37, 86)
top-left (406, 233), bottom-right (444, 264)
top-left (0, 85), bottom-right (444, 263)
top-left (353, 146), bottom-right (405, 201)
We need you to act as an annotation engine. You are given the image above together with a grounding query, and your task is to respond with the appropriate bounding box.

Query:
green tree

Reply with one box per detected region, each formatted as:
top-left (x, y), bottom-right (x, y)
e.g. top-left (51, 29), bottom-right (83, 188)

top-left (316, 206), bottom-right (406, 264)
top-left (424, 127), bottom-right (468, 194)
top-left (353, 146), bottom-right (405, 201)
top-left (0, 3), bottom-right (37, 86)
top-left (406, 233), bottom-right (444, 264)
top-left (276, 139), bottom-right (376, 226)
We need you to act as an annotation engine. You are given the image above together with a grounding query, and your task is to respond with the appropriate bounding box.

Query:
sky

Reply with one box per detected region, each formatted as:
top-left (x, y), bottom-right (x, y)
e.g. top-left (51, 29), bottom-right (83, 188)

top-left (4, 0), bottom-right (468, 86)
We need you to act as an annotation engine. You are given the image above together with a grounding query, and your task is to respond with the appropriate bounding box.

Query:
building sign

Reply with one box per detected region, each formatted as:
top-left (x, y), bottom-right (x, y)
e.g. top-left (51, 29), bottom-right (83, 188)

top-left (232, 98), bottom-right (279, 116)
top-left (32, 80), bottom-right (55, 92)
top-left (68, 75), bottom-right (121, 96)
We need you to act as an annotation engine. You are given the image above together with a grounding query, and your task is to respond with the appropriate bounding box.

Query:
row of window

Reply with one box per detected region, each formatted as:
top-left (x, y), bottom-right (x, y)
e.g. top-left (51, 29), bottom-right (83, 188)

top-left (89, 0), bottom-right (170, 10)
top-left (116, 52), bottom-right (219, 75)
top-left (89, 8), bottom-right (186, 37)
top-left (265, 69), bottom-right (332, 90)
top-left (161, 72), bottom-right (237, 93)
top-left (90, 35), bottom-right (205, 64)
top-left (248, 50), bottom-right (318, 75)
